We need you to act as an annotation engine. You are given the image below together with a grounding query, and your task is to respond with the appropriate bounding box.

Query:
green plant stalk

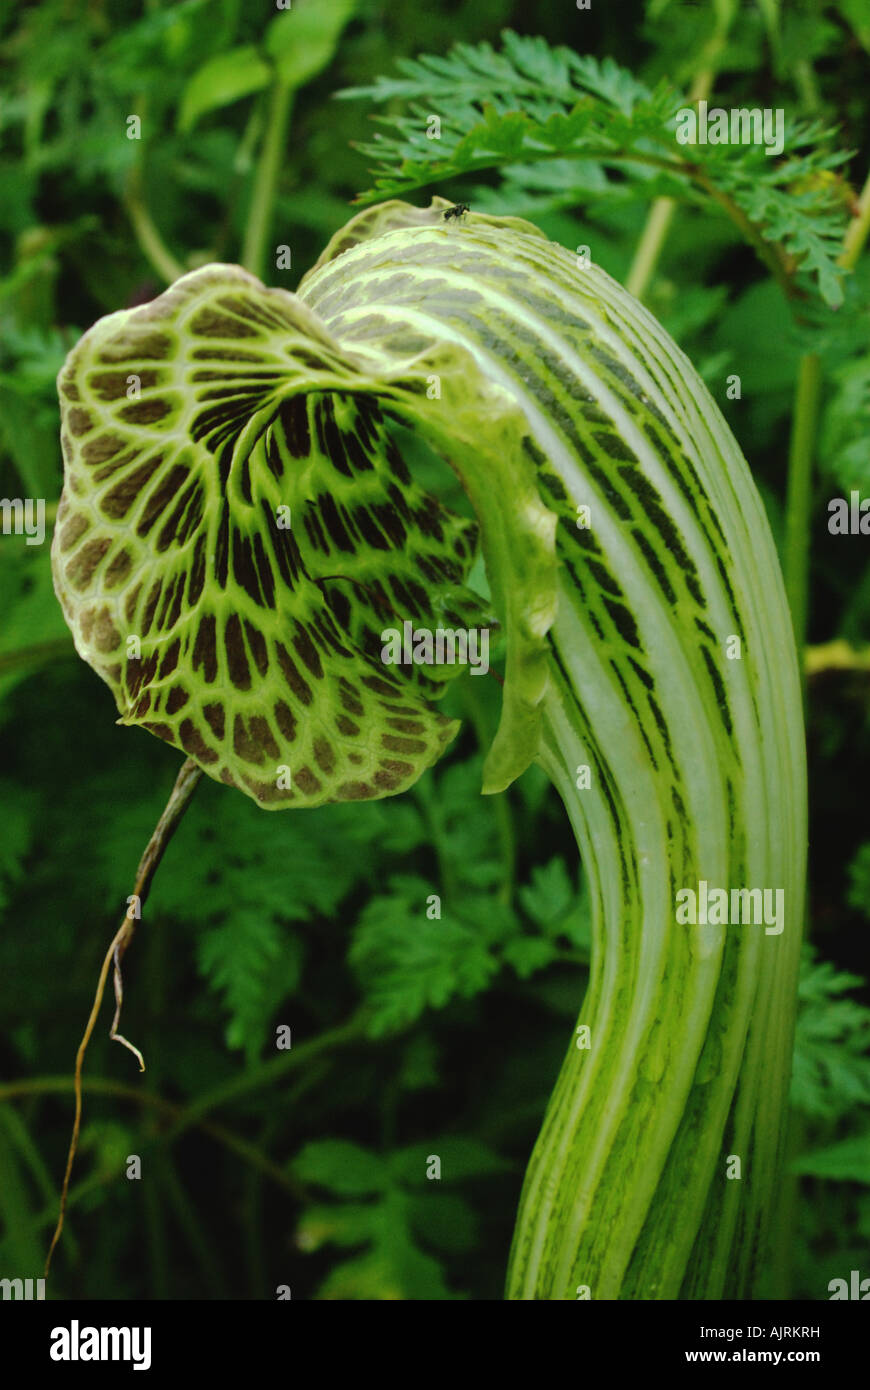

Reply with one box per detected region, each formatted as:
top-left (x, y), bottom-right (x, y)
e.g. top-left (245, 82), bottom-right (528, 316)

top-left (124, 88), bottom-right (184, 286)
top-left (626, 51), bottom-right (726, 301)
top-left (124, 178), bottom-right (185, 285)
top-left (501, 293), bottom-right (806, 1292)
top-left (780, 169), bottom-right (870, 661)
top-left (241, 80), bottom-right (294, 280)
top-left (52, 200), bottom-right (807, 1298)
top-left (839, 168), bottom-right (870, 273)
top-left (626, 198), bottom-right (679, 303)
top-left (0, 1074), bottom-right (315, 1197)
top-left (783, 352), bottom-right (822, 652)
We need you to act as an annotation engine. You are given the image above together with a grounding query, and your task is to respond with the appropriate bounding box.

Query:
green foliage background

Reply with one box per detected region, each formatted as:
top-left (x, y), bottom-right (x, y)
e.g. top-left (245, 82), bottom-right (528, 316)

top-left (0, 0), bottom-right (868, 1300)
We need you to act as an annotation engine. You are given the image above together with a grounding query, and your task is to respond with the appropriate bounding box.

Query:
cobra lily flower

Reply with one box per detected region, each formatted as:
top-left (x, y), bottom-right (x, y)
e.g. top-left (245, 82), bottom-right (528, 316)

top-left (52, 197), bottom-right (806, 1300)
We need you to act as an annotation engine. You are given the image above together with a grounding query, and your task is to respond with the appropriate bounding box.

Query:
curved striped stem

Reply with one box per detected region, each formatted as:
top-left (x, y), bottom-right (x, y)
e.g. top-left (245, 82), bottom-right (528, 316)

top-left (53, 198), bottom-right (806, 1299)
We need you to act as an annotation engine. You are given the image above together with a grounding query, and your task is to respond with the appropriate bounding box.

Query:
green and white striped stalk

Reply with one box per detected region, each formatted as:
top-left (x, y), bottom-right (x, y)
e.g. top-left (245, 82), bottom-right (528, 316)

top-left (52, 198), bottom-right (806, 1299)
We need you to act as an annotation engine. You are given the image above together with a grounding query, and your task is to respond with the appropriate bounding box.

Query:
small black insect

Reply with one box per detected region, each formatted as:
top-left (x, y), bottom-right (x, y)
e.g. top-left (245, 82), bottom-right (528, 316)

top-left (443, 203), bottom-right (470, 221)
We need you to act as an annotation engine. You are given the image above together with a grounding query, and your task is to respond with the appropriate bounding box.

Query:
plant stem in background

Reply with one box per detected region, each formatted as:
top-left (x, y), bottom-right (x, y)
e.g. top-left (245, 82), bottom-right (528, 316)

top-left (625, 196), bottom-right (680, 302)
top-left (1, 1019), bottom-right (362, 1199)
top-left (783, 352), bottom-right (822, 652)
top-left (44, 758), bottom-right (202, 1279)
top-left (839, 168), bottom-right (870, 274)
top-left (0, 640), bottom-right (74, 678)
top-left (782, 167), bottom-right (870, 655)
top-left (461, 679), bottom-right (517, 905)
top-left (124, 175), bottom-right (185, 285)
top-left (625, 26), bottom-right (730, 301)
top-left (123, 90), bottom-right (184, 286)
top-left (242, 81), bottom-right (294, 280)
top-left (805, 640), bottom-right (870, 675)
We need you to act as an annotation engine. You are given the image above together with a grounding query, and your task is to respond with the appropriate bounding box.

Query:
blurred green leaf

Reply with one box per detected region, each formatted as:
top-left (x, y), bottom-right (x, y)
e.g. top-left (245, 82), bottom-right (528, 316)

top-left (388, 1137), bottom-right (510, 1183)
top-left (406, 1192), bottom-right (479, 1254)
top-left (791, 1130), bottom-right (870, 1184)
top-left (848, 844), bottom-right (870, 919)
top-left (178, 47), bottom-right (271, 132)
top-left (292, 1139), bottom-right (390, 1195)
top-left (266, 0), bottom-right (357, 89)
top-left (0, 544), bottom-right (73, 706)
top-left (502, 935), bottom-right (559, 978)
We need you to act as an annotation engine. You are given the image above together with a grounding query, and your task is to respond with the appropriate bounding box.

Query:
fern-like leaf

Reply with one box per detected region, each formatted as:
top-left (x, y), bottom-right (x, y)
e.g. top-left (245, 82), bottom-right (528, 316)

top-left (339, 31), bottom-right (853, 305)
